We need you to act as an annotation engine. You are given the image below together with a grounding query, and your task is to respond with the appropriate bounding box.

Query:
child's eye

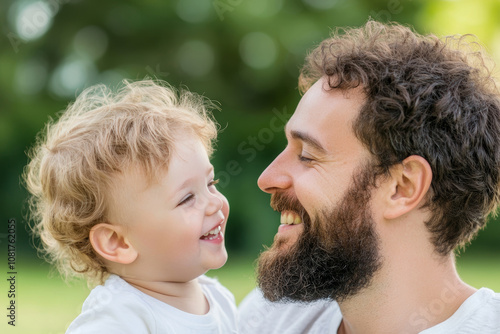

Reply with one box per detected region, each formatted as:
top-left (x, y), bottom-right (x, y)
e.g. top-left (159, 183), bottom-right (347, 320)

top-left (178, 194), bottom-right (194, 206)
top-left (178, 179), bottom-right (219, 206)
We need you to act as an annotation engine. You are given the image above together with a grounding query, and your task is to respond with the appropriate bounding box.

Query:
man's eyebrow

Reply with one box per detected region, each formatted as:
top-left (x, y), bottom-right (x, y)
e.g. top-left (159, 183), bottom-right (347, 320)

top-left (289, 129), bottom-right (327, 154)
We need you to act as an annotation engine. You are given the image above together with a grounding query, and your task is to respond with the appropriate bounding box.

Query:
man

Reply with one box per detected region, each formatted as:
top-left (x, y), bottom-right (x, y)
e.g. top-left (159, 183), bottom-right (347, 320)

top-left (238, 21), bottom-right (500, 334)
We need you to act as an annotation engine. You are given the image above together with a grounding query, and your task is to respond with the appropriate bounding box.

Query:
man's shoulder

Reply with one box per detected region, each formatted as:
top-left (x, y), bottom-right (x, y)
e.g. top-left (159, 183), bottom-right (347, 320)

top-left (469, 288), bottom-right (500, 325)
top-left (485, 287), bottom-right (500, 306)
top-left (423, 287), bottom-right (500, 334)
top-left (488, 287), bottom-right (500, 301)
top-left (238, 289), bottom-right (342, 334)
top-left (457, 288), bottom-right (500, 322)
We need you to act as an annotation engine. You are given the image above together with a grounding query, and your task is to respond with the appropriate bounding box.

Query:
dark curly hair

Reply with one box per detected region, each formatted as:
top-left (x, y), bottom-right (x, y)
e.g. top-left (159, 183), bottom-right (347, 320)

top-left (299, 20), bottom-right (500, 255)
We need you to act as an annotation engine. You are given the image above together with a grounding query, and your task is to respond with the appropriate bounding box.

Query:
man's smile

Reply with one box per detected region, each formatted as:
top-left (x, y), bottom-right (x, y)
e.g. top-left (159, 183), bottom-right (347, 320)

top-left (280, 211), bottom-right (303, 226)
top-left (278, 211), bottom-right (304, 235)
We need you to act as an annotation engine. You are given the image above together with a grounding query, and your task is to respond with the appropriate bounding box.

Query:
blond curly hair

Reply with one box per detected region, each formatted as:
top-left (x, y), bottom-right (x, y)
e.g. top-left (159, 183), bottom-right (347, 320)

top-left (24, 79), bottom-right (218, 284)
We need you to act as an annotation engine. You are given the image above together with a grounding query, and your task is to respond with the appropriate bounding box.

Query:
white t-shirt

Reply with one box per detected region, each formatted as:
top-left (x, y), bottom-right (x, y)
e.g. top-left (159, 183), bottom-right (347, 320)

top-left (67, 274), bottom-right (238, 334)
top-left (238, 287), bottom-right (500, 334)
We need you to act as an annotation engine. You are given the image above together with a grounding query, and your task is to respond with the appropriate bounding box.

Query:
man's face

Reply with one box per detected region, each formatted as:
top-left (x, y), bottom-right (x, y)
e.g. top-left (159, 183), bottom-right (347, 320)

top-left (257, 78), bottom-right (382, 302)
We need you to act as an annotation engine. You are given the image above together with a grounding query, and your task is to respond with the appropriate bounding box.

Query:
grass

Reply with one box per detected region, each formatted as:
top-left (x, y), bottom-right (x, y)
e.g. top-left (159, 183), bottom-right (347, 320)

top-left (1, 253), bottom-right (498, 334)
top-left (456, 251), bottom-right (500, 290)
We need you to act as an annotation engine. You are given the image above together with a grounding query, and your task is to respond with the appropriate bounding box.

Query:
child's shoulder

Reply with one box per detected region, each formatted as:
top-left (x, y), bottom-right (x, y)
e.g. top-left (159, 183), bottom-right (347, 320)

top-left (66, 275), bottom-right (156, 333)
top-left (198, 274), bottom-right (228, 293)
top-left (197, 274), bottom-right (219, 286)
top-left (198, 275), bottom-right (237, 310)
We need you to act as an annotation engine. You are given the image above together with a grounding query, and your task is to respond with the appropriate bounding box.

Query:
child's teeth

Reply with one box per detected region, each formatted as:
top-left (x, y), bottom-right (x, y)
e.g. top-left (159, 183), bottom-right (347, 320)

top-left (209, 226), bottom-right (221, 234)
top-left (202, 225), bottom-right (221, 239)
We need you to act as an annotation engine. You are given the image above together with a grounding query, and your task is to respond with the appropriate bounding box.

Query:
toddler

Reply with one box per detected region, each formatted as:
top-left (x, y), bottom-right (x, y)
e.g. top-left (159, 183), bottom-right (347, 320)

top-left (24, 80), bottom-right (237, 333)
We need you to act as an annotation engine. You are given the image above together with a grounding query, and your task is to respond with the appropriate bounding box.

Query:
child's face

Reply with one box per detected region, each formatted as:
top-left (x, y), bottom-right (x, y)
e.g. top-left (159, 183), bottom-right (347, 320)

top-left (108, 136), bottom-right (229, 282)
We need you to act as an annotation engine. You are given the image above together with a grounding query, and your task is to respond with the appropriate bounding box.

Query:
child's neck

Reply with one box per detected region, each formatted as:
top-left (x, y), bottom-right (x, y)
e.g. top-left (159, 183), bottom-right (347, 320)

top-left (125, 277), bottom-right (209, 315)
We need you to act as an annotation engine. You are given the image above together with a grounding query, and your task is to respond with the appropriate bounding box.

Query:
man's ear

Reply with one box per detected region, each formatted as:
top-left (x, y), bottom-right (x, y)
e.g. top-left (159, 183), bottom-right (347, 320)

top-left (89, 223), bottom-right (138, 264)
top-left (383, 155), bottom-right (432, 220)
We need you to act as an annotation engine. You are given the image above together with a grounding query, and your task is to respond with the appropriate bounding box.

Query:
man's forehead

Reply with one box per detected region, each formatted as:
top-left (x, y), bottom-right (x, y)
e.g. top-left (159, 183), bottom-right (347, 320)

top-left (284, 78), bottom-right (366, 155)
top-left (288, 79), bottom-right (364, 128)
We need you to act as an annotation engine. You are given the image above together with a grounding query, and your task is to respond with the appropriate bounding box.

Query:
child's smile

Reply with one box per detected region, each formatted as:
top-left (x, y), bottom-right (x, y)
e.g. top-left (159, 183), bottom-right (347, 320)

top-left (107, 135), bottom-right (229, 282)
top-left (200, 222), bottom-right (224, 242)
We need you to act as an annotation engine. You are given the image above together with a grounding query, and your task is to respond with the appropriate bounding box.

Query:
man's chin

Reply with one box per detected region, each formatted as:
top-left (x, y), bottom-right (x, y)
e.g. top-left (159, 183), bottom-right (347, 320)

top-left (260, 237), bottom-right (299, 265)
top-left (257, 216), bottom-right (381, 303)
top-left (257, 232), bottom-right (308, 302)
top-left (273, 224), bottom-right (304, 247)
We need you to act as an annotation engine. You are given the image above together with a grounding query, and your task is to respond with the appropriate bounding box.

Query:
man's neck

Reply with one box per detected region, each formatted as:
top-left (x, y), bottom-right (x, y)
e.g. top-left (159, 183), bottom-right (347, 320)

top-left (337, 254), bottom-right (476, 334)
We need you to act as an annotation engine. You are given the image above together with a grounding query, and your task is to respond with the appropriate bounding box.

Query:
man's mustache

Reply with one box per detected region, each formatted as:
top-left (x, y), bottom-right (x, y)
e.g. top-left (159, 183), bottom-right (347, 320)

top-left (270, 192), bottom-right (310, 224)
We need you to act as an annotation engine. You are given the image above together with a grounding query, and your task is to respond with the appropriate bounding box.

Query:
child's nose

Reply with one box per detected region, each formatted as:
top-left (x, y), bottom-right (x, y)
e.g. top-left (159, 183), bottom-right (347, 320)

top-left (205, 193), bottom-right (223, 216)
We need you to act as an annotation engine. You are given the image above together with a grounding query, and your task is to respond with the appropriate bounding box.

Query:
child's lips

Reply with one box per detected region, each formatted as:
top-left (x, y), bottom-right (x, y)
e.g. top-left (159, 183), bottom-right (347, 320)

top-left (200, 224), bottom-right (222, 239)
top-left (199, 223), bottom-right (224, 243)
top-left (200, 217), bottom-right (225, 239)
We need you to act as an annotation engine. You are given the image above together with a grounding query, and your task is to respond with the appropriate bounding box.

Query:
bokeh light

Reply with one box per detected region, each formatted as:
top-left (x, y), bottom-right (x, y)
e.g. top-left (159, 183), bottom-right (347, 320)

top-left (14, 58), bottom-right (48, 95)
top-left (246, 0), bottom-right (284, 18)
top-left (177, 40), bottom-right (215, 77)
top-left (176, 0), bottom-right (212, 23)
top-left (49, 56), bottom-right (98, 98)
top-left (303, 0), bottom-right (339, 10)
top-left (73, 26), bottom-right (109, 61)
top-left (239, 32), bottom-right (278, 69)
top-left (11, 0), bottom-right (54, 41)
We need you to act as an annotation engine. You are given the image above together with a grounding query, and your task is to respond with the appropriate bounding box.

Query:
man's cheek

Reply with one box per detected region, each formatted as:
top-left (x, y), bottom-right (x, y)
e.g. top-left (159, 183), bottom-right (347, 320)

top-left (296, 180), bottom-right (334, 209)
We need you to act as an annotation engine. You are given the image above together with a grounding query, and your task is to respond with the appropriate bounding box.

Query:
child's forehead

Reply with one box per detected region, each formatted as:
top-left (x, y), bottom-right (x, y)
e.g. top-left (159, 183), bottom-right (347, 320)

top-left (112, 137), bottom-right (212, 188)
top-left (167, 139), bottom-right (214, 179)
top-left (109, 163), bottom-right (162, 194)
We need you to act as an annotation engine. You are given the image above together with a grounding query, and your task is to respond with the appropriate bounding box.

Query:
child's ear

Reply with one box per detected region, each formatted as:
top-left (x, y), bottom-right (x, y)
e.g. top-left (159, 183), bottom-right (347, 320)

top-left (90, 223), bottom-right (138, 264)
top-left (383, 155), bottom-right (432, 220)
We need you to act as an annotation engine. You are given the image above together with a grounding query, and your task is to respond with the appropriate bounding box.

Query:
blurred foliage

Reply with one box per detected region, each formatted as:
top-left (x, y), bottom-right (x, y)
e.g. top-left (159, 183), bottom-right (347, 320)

top-left (1, 0), bottom-right (499, 264)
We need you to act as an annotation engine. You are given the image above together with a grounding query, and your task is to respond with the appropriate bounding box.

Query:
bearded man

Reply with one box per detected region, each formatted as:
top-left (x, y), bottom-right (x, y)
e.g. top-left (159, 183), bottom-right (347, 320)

top-left (238, 21), bottom-right (500, 334)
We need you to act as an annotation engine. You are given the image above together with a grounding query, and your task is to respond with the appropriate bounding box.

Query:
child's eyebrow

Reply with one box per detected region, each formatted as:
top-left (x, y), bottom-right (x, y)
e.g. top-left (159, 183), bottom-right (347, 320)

top-left (174, 166), bottom-right (215, 192)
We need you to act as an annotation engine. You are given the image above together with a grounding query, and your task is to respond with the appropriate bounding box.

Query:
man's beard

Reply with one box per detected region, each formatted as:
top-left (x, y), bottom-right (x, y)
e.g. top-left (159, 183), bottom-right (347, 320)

top-left (257, 165), bottom-right (382, 303)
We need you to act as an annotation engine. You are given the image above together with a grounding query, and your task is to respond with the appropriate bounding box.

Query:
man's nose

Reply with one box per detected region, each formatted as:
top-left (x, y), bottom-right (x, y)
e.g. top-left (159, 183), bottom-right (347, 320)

top-left (257, 150), bottom-right (292, 194)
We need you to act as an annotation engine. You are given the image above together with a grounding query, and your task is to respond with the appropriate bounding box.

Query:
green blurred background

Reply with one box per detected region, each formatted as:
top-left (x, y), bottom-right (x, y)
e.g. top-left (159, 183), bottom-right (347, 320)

top-left (1, 0), bottom-right (500, 333)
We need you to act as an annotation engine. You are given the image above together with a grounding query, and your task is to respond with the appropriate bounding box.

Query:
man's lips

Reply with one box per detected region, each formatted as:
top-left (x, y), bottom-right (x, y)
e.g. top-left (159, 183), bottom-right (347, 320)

top-left (280, 211), bottom-right (303, 225)
top-left (278, 211), bottom-right (304, 236)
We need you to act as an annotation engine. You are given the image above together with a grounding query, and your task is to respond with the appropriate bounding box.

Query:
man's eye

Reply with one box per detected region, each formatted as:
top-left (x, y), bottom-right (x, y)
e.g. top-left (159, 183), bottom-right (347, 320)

top-left (178, 194), bottom-right (194, 206)
top-left (298, 154), bottom-right (314, 163)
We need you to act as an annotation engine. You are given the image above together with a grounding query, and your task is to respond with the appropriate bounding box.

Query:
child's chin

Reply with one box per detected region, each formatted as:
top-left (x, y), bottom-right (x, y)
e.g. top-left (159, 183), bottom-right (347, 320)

top-left (210, 251), bottom-right (228, 270)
